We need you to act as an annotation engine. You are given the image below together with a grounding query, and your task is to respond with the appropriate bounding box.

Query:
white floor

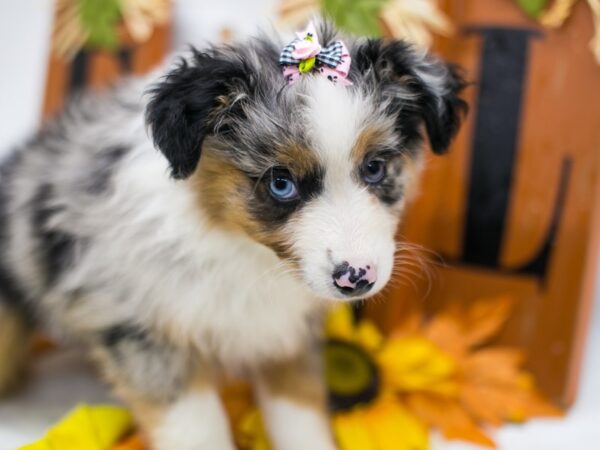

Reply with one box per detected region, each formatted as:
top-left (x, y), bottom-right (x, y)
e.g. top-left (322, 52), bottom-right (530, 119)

top-left (0, 2), bottom-right (599, 450)
top-left (0, 350), bottom-right (114, 450)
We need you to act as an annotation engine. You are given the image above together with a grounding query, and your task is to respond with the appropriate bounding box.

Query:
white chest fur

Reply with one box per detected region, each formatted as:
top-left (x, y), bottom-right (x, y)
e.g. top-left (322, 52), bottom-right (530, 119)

top-left (149, 227), bottom-right (324, 370)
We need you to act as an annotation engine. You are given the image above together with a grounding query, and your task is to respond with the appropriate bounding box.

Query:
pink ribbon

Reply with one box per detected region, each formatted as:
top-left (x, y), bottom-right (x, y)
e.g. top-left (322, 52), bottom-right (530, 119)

top-left (279, 22), bottom-right (352, 86)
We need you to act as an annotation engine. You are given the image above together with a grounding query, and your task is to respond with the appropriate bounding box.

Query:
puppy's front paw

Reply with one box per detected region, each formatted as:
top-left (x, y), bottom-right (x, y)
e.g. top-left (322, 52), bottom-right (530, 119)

top-left (263, 398), bottom-right (338, 450)
top-left (153, 435), bottom-right (235, 450)
top-left (151, 391), bottom-right (236, 450)
top-left (153, 421), bottom-right (236, 450)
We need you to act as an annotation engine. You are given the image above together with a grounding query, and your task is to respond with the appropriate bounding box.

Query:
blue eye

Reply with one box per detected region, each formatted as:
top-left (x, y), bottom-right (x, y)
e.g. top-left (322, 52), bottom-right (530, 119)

top-left (269, 173), bottom-right (299, 201)
top-left (363, 159), bottom-right (386, 184)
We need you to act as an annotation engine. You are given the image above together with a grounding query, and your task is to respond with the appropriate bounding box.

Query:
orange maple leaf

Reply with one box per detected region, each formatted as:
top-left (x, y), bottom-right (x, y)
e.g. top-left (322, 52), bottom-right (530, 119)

top-left (392, 296), bottom-right (562, 448)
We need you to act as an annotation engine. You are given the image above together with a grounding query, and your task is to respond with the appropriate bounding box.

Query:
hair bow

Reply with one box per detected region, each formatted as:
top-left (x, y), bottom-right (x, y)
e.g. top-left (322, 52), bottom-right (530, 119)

top-left (279, 21), bottom-right (352, 86)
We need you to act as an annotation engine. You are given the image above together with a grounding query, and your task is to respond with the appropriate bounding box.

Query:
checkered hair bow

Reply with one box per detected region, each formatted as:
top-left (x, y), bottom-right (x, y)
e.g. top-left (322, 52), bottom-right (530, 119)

top-left (279, 21), bottom-right (352, 86)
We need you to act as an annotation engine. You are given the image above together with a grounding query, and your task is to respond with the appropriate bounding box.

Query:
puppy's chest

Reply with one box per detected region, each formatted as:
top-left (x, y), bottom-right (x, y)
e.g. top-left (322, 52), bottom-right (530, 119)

top-left (152, 237), bottom-right (322, 367)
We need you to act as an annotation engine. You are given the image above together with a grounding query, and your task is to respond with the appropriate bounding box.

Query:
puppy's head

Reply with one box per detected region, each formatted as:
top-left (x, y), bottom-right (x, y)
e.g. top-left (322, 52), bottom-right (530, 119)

top-left (146, 24), bottom-right (467, 301)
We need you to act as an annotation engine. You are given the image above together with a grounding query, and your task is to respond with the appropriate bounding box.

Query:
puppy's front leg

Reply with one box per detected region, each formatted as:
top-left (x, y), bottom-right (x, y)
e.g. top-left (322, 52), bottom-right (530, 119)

top-left (255, 351), bottom-right (337, 450)
top-left (150, 380), bottom-right (235, 450)
top-left (93, 331), bottom-right (235, 450)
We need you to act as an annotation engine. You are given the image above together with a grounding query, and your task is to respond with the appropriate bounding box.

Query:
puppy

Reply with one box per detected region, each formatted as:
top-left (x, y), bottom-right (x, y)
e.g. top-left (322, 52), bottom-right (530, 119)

top-left (0, 22), bottom-right (465, 450)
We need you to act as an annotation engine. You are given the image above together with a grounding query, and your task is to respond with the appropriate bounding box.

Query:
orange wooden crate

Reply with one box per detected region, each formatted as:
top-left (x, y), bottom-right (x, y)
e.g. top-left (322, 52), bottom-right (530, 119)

top-left (371, 0), bottom-right (600, 407)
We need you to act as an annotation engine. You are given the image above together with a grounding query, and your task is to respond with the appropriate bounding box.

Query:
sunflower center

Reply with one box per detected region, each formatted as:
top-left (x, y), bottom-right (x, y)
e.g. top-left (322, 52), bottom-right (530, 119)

top-left (325, 339), bottom-right (380, 412)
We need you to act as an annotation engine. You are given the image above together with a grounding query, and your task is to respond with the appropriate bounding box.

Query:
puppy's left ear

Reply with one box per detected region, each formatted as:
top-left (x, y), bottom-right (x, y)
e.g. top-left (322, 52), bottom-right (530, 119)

top-left (353, 40), bottom-right (468, 154)
top-left (145, 50), bottom-right (253, 179)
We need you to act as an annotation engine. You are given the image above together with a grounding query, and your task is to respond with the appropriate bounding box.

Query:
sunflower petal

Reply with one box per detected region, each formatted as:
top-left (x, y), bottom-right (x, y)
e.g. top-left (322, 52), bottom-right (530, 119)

top-left (326, 305), bottom-right (356, 341)
top-left (364, 398), bottom-right (429, 450)
top-left (356, 321), bottom-right (385, 352)
top-left (378, 337), bottom-right (456, 393)
top-left (333, 410), bottom-right (377, 450)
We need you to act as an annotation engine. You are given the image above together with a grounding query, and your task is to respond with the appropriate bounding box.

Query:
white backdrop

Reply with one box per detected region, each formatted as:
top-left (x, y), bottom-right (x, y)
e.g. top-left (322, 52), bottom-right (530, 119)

top-left (0, 1), bottom-right (598, 449)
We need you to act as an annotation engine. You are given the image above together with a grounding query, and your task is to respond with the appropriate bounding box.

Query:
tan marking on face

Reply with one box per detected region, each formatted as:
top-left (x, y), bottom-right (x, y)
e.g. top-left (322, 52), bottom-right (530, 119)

top-left (188, 148), bottom-right (305, 262)
top-left (276, 141), bottom-right (321, 180)
top-left (350, 119), bottom-right (426, 205)
top-left (190, 150), bottom-right (253, 233)
top-left (350, 124), bottom-right (391, 166)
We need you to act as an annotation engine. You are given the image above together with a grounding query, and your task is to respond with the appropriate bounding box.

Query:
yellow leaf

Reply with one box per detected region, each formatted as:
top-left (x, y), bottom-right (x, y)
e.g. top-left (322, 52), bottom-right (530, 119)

top-left (21, 404), bottom-right (132, 450)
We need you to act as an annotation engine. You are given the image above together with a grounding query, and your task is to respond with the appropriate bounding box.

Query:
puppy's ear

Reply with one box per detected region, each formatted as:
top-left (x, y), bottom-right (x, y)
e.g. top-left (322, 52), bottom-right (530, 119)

top-left (353, 40), bottom-right (468, 154)
top-left (145, 50), bottom-right (253, 179)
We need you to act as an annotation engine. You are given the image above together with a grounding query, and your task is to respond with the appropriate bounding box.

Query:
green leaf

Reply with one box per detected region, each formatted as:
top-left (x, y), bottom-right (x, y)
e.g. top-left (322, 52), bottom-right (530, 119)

top-left (323, 0), bottom-right (390, 37)
top-left (79, 0), bottom-right (122, 50)
top-left (515, 0), bottom-right (549, 18)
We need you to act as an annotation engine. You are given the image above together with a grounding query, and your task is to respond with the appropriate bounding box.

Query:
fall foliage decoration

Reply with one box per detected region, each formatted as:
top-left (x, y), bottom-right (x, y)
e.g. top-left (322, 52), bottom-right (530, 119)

top-left (379, 0), bottom-right (453, 49)
top-left (516, 0), bottom-right (600, 63)
top-left (279, 0), bottom-right (600, 61)
top-left (389, 296), bottom-right (563, 447)
top-left (540, 0), bottom-right (600, 63)
top-left (53, 0), bottom-right (170, 58)
top-left (277, 0), bottom-right (452, 49)
top-left (516, 0), bottom-right (551, 17)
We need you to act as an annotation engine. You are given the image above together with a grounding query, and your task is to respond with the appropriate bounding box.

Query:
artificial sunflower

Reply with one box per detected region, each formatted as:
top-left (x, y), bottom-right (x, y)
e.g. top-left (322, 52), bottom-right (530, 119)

top-left (232, 297), bottom-right (560, 450)
top-left (325, 306), bottom-right (431, 450)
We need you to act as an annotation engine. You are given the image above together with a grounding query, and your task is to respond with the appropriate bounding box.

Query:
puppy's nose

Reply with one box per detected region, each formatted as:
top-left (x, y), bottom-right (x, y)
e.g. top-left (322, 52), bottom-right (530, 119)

top-left (332, 261), bottom-right (377, 297)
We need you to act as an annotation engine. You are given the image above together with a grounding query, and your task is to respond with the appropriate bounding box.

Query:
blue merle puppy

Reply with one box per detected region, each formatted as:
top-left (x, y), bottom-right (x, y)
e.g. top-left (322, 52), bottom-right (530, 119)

top-left (0, 22), bottom-right (466, 450)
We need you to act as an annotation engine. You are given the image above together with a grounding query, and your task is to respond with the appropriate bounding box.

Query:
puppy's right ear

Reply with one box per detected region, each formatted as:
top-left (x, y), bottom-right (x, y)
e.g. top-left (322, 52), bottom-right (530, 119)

top-left (145, 50), bottom-right (252, 179)
top-left (352, 39), bottom-right (467, 155)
